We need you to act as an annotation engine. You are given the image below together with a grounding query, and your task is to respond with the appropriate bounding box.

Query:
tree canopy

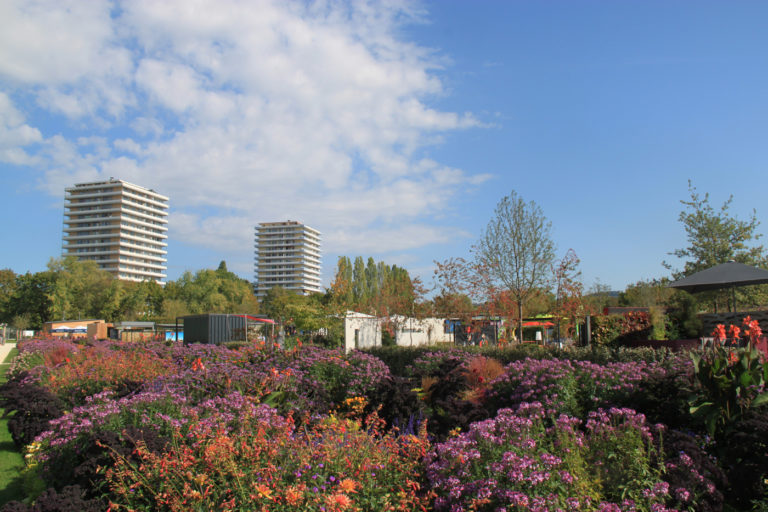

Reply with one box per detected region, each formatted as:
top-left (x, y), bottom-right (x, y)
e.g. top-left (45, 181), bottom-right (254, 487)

top-left (666, 181), bottom-right (767, 311)
top-left (475, 190), bottom-right (556, 341)
top-left (667, 181), bottom-right (765, 276)
top-left (0, 259), bottom-right (260, 329)
top-left (328, 256), bottom-right (424, 317)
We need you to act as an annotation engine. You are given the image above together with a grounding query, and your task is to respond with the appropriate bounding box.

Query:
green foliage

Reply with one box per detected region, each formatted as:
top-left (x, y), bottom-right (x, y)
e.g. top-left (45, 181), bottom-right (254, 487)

top-left (0, 348), bottom-right (25, 506)
top-left (47, 256), bottom-right (115, 321)
top-left (666, 181), bottom-right (767, 311)
top-left (381, 329), bottom-right (395, 347)
top-left (163, 265), bottom-right (258, 318)
top-left (649, 306), bottom-right (667, 340)
top-left (669, 181), bottom-right (765, 276)
top-left (690, 344), bottom-right (768, 438)
top-left (619, 279), bottom-right (674, 308)
top-left (592, 312), bottom-right (652, 346)
top-left (666, 292), bottom-right (703, 339)
top-left (1, 271), bottom-right (54, 329)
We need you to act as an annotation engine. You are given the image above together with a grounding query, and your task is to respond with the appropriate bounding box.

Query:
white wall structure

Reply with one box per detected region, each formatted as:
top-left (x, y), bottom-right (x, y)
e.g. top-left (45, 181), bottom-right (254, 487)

top-left (63, 179), bottom-right (169, 284)
top-left (254, 221), bottom-right (322, 298)
top-left (343, 311), bottom-right (382, 352)
top-left (391, 315), bottom-right (452, 347)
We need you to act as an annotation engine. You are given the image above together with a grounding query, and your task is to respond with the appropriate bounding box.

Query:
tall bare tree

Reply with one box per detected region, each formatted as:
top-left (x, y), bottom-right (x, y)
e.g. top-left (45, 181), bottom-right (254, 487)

top-left (476, 191), bottom-right (555, 342)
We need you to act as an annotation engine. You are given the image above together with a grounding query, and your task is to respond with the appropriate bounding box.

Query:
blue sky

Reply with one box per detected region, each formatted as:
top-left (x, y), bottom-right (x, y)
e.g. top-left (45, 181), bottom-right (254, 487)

top-left (1, 0), bottom-right (766, 292)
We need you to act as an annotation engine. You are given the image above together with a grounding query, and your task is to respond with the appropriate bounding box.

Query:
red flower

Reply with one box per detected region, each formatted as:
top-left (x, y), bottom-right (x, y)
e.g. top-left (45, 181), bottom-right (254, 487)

top-left (728, 325), bottom-right (741, 345)
top-left (712, 324), bottom-right (727, 342)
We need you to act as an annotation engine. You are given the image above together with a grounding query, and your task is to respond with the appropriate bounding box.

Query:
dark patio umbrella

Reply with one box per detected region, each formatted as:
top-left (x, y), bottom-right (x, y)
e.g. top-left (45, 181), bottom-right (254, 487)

top-left (668, 261), bottom-right (768, 311)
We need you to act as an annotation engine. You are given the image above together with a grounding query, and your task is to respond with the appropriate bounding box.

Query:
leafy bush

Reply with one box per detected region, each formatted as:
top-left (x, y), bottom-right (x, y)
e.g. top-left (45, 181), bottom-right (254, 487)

top-left (666, 292), bottom-right (702, 339)
top-left (660, 429), bottom-right (725, 512)
top-left (426, 403), bottom-right (674, 511)
top-left (689, 344), bottom-right (768, 437)
top-left (363, 375), bottom-right (425, 431)
top-left (620, 362), bottom-right (693, 430)
top-left (105, 408), bottom-right (432, 511)
top-left (719, 409), bottom-right (768, 508)
top-left (42, 425), bottom-right (170, 497)
top-left (409, 355), bottom-right (489, 439)
top-left (0, 485), bottom-right (104, 512)
top-left (486, 358), bottom-right (667, 420)
top-left (592, 312), bottom-right (652, 346)
top-left (0, 379), bottom-right (64, 450)
top-left (37, 344), bottom-right (172, 407)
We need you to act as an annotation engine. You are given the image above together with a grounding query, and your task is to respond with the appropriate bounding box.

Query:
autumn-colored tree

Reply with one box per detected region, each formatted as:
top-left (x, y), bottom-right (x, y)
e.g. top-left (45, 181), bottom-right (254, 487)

top-left (330, 256), bottom-right (424, 317)
top-left (551, 249), bottom-right (593, 341)
top-left (328, 256), bottom-right (354, 312)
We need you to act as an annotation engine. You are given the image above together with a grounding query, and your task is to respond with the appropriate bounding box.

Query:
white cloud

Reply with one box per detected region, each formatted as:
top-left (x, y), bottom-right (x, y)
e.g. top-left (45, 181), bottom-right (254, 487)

top-left (326, 224), bottom-right (473, 254)
top-left (0, 92), bottom-right (43, 164)
top-left (0, 0), bottom-right (134, 119)
top-left (0, 0), bottom-right (490, 277)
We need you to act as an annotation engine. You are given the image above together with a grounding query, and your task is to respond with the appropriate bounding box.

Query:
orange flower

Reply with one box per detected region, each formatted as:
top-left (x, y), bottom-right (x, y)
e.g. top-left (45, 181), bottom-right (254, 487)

top-left (255, 484), bottom-right (273, 500)
top-left (338, 478), bottom-right (358, 494)
top-left (285, 486), bottom-right (303, 506)
top-left (712, 324), bottom-right (727, 342)
top-left (326, 493), bottom-right (352, 510)
top-left (743, 316), bottom-right (763, 343)
top-left (728, 351), bottom-right (739, 364)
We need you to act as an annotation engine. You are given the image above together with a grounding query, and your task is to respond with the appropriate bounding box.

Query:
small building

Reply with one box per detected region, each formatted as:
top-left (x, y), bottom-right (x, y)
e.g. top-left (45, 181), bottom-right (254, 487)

top-left (109, 321), bottom-right (156, 342)
top-left (344, 311), bottom-right (382, 352)
top-left (43, 319), bottom-right (109, 339)
top-left (178, 314), bottom-right (275, 345)
top-left (391, 315), bottom-right (453, 347)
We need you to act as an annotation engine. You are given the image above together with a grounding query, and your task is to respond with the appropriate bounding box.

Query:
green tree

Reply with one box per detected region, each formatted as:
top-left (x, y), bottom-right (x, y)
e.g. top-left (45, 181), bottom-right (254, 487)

top-left (8, 271), bottom-right (54, 329)
top-left (666, 181), bottom-right (767, 311)
top-left (584, 279), bottom-right (618, 313)
top-left (0, 268), bottom-right (18, 323)
top-left (164, 266), bottom-right (258, 316)
top-left (47, 256), bottom-right (114, 320)
top-left (619, 279), bottom-right (674, 308)
top-left (475, 191), bottom-right (556, 343)
top-left (352, 256), bottom-right (368, 305)
top-left (260, 286), bottom-right (295, 325)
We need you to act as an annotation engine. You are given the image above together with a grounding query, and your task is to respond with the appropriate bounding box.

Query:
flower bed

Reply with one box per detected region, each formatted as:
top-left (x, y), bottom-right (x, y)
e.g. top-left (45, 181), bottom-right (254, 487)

top-left (0, 337), bottom-right (765, 511)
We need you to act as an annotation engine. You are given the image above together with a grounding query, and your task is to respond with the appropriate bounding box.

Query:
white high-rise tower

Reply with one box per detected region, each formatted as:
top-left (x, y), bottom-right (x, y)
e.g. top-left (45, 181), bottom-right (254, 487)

top-left (63, 178), bottom-right (169, 284)
top-left (254, 221), bottom-right (322, 297)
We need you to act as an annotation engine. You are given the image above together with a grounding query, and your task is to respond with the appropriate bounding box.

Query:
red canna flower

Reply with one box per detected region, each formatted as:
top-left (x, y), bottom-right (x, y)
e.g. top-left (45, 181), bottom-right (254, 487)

top-left (728, 325), bottom-right (741, 345)
top-left (712, 324), bottom-right (727, 342)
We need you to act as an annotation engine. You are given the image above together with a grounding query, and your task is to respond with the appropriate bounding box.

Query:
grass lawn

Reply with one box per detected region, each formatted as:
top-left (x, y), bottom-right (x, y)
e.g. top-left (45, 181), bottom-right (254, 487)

top-left (0, 346), bottom-right (26, 506)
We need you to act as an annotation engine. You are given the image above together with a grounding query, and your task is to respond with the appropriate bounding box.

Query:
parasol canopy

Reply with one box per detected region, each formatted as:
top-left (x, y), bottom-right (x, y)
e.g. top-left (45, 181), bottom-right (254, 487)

top-left (668, 261), bottom-right (768, 294)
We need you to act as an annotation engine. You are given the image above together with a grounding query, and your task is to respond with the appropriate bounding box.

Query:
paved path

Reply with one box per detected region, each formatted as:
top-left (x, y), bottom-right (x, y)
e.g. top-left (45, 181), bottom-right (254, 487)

top-left (0, 343), bottom-right (17, 365)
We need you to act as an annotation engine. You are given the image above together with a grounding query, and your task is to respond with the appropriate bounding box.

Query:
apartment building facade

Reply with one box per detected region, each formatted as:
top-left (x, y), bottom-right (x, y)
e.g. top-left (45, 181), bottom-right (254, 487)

top-left (62, 178), bottom-right (169, 284)
top-left (254, 221), bottom-right (322, 298)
